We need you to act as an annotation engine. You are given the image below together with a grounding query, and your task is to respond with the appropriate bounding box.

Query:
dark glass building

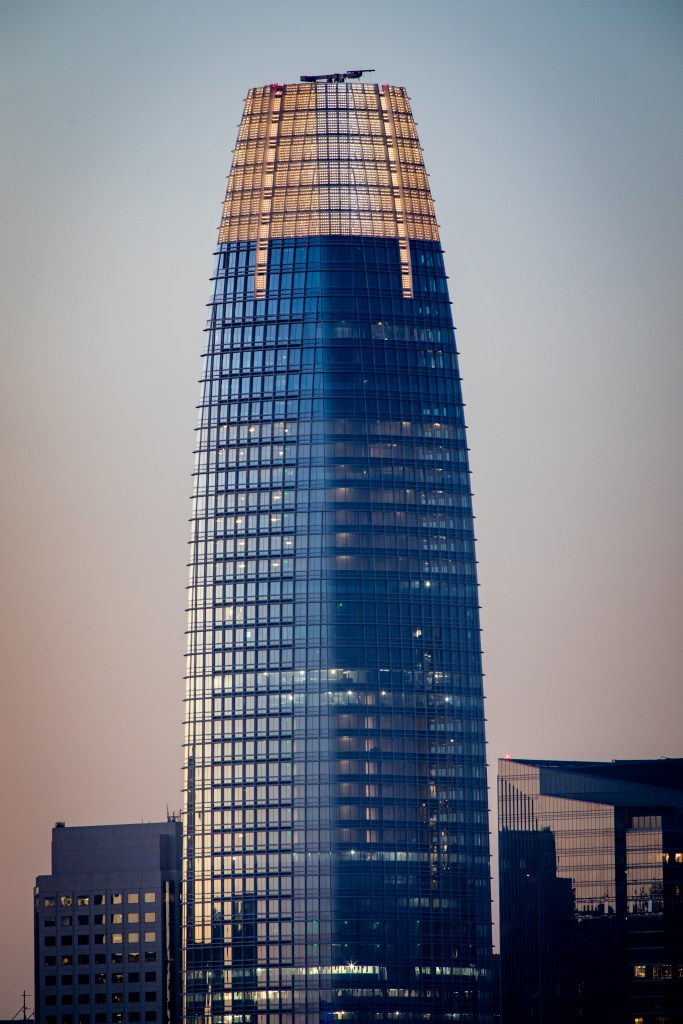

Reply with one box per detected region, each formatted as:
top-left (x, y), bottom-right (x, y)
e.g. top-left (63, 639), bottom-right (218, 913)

top-left (498, 757), bottom-right (683, 1024)
top-left (183, 77), bottom-right (493, 1022)
top-left (34, 821), bottom-right (182, 1024)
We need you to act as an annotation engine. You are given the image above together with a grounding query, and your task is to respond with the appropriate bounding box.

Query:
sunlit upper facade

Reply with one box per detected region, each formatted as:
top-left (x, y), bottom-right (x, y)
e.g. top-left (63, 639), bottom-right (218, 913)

top-left (183, 79), bottom-right (492, 1023)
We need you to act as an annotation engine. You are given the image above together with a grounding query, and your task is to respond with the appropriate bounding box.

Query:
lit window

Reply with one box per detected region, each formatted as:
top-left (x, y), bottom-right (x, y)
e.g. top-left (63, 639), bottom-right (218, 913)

top-left (61, 896), bottom-right (72, 908)
top-left (144, 932), bottom-right (156, 943)
top-left (112, 934), bottom-right (123, 944)
top-left (127, 893), bottom-right (139, 904)
top-left (144, 893), bottom-right (155, 904)
top-left (144, 913), bottom-right (156, 924)
top-left (634, 965), bottom-right (646, 978)
top-left (77, 896), bottom-right (89, 907)
top-left (128, 933), bottom-right (140, 944)
top-left (128, 913), bottom-right (139, 924)
top-left (111, 893), bottom-right (122, 905)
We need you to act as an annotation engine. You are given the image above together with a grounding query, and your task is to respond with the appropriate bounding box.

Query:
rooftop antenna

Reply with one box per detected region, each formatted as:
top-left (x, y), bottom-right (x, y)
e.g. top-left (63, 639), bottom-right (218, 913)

top-left (11, 991), bottom-right (33, 1020)
top-left (300, 69), bottom-right (375, 84)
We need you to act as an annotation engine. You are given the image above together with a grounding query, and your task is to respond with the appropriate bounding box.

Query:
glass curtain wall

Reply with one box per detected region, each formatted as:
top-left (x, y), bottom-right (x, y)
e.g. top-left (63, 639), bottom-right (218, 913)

top-left (184, 81), bottom-right (493, 1024)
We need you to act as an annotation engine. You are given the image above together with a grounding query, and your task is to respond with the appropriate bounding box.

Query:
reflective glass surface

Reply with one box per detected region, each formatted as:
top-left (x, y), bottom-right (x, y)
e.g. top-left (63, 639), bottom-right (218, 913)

top-left (498, 758), bottom-right (683, 1024)
top-left (183, 82), bottom-right (493, 1024)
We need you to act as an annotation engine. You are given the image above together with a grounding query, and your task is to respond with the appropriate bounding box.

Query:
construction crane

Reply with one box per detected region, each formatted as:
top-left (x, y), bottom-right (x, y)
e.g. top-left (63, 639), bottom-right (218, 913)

top-left (300, 69), bottom-right (375, 83)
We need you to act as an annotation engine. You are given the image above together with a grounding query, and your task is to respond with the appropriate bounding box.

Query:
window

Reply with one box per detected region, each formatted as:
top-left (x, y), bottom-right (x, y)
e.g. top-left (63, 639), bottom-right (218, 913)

top-left (76, 956), bottom-right (89, 966)
top-left (93, 896), bottom-right (104, 906)
top-left (144, 952), bottom-right (156, 963)
top-left (112, 973), bottom-right (123, 984)
top-left (128, 953), bottom-right (140, 964)
top-left (77, 897), bottom-right (89, 907)
top-left (112, 934), bottom-right (123, 945)
top-left (93, 915), bottom-right (105, 925)
top-left (128, 932), bottom-right (140, 944)
top-left (45, 976), bottom-right (56, 986)
top-left (94, 955), bottom-right (105, 966)
top-left (77, 936), bottom-right (88, 946)
top-left (77, 975), bottom-right (88, 985)
top-left (144, 973), bottom-right (156, 983)
top-left (45, 897), bottom-right (56, 908)
top-left (127, 893), bottom-right (139, 904)
top-left (144, 893), bottom-right (155, 904)
top-left (144, 992), bottom-right (156, 1002)
top-left (111, 894), bottom-right (122, 905)
top-left (129, 973), bottom-right (140, 983)
top-left (128, 913), bottom-right (139, 924)
top-left (45, 917), bottom-right (56, 927)
top-left (144, 932), bottom-right (156, 943)
top-left (61, 916), bottom-right (72, 927)
top-left (634, 965), bottom-right (647, 978)
top-left (144, 1013), bottom-right (157, 1022)
top-left (45, 957), bottom-right (57, 967)
top-left (61, 956), bottom-right (72, 966)
top-left (111, 953), bottom-right (123, 965)
top-left (77, 916), bottom-right (88, 926)
top-left (111, 914), bottom-right (123, 925)
top-left (143, 913), bottom-right (155, 924)
top-left (93, 935), bottom-right (105, 945)
top-left (60, 897), bottom-right (72, 908)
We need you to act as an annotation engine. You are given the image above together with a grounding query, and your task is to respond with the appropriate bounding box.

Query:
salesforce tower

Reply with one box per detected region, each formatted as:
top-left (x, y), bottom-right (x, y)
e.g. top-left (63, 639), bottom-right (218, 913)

top-left (183, 73), bottom-right (493, 1023)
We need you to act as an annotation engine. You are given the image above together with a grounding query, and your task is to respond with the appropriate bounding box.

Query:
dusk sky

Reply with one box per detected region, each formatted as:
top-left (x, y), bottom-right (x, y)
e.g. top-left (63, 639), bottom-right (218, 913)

top-left (1, 0), bottom-right (682, 1011)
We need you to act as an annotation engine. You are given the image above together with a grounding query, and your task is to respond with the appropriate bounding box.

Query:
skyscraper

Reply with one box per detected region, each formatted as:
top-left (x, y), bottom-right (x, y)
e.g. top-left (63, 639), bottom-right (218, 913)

top-left (498, 757), bottom-right (683, 1024)
top-left (184, 74), bottom-right (492, 1022)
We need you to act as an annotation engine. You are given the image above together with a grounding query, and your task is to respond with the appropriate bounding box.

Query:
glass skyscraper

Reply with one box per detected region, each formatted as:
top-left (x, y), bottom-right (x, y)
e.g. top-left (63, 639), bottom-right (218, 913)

top-left (498, 758), bottom-right (683, 1024)
top-left (183, 77), bottom-right (492, 1023)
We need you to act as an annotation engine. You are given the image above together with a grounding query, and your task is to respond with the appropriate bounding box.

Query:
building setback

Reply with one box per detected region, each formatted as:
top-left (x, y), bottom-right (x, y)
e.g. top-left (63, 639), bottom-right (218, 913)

top-left (183, 76), bottom-right (493, 1022)
top-left (498, 758), bottom-right (683, 1024)
top-left (34, 821), bottom-right (182, 1024)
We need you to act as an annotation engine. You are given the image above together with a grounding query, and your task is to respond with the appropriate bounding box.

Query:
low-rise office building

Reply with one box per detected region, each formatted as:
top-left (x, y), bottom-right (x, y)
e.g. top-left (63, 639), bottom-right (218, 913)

top-left (34, 820), bottom-right (181, 1024)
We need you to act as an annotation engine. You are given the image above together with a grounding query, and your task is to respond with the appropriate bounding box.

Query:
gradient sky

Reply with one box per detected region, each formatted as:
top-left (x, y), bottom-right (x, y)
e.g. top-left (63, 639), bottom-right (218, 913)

top-left (1, 0), bottom-right (682, 1012)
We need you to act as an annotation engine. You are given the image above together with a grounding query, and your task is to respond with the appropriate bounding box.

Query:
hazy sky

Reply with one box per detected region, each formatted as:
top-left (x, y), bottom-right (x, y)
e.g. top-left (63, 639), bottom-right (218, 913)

top-left (1, 0), bottom-right (682, 1011)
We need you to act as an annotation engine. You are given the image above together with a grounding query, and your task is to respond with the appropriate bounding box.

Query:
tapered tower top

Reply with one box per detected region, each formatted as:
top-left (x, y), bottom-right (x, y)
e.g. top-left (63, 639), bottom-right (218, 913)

top-left (219, 79), bottom-right (439, 298)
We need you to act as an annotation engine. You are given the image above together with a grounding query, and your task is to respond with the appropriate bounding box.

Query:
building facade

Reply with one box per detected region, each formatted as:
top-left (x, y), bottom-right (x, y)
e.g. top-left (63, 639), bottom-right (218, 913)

top-left (34, 821), bottom-right (182, 1024)
top-left (498, 758), bottom-right (683, 1024)
top-left (184, 78), bottom-right (493, 1022)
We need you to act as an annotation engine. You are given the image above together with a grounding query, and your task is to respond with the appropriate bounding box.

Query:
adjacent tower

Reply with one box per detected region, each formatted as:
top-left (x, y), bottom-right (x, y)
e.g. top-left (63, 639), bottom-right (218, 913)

top-left (184, 76), bottom-right (492, 1022)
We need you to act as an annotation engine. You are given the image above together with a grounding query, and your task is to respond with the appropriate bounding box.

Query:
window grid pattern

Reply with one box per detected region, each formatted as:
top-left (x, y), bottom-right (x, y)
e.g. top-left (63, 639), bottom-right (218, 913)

top-left (498, 759), bottom-right (683, 1024)
top-left (218, 82), bottom-right (438, 301)
top-left (183, 233), bottom-right (492, 1023)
